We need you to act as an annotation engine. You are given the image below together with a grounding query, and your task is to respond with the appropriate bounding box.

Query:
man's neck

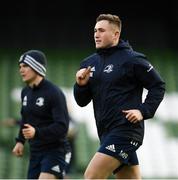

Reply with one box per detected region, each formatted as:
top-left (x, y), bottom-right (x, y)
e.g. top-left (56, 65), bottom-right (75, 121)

top-left (28, 76), bottom-right (43, 88)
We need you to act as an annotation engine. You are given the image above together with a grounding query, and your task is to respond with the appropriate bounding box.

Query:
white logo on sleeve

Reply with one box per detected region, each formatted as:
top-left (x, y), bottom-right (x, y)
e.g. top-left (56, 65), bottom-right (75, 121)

top-left (51, 165), bottom-right (61, 173)
top-left (91, 66), bottom-right (95, 71)
top-left (23, 96), bottom-right (27, 106)
top-left (147, 64), bottom-right (153, 72)
top-left (105, 144), bottom-right (116, 152)
top-left (130, 140), bottom-right (138, 146)
top-left (36, 97), bottom-right (44, 107)
top-left (65, 152), bottom-right (72, 163)
top-left (90, 66), bottom-right (95, 77)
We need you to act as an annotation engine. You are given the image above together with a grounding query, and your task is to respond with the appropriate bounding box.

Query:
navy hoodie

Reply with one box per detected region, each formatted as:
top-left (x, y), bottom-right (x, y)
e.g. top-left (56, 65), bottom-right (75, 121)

top-left (16, 79), bottom-right (69, 153)
top-left (74, 40), bottom-right (165, 143)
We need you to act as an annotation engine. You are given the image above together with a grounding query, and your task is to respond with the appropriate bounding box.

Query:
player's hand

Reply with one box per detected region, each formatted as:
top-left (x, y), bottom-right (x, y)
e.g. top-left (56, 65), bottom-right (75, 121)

top-left (122, 109), bottom-right (143, 123)
top-left (76, 66), bottom-right (91, 86)
top-left (22, 124), bottom-right (35, 139)
top-left (12, 142), bottom-right (24, 157)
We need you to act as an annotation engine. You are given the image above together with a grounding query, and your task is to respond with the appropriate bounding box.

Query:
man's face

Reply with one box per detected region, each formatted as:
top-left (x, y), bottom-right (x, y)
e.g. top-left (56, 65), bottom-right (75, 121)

top-left (94, 20), bottom-right (119, 49)
top-left (19, 63), bottom-right (38, 84)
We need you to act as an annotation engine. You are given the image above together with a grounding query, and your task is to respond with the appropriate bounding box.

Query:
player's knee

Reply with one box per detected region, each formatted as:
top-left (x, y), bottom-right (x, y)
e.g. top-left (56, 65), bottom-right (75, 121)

top-left (84, 169), bottom-right (92, 179)
top-left (84, 168), bottom-right (110, 179)
top-left (115, 165), bottom-right (141, 179)
top-left (84, 168), bottom-right (99, 179)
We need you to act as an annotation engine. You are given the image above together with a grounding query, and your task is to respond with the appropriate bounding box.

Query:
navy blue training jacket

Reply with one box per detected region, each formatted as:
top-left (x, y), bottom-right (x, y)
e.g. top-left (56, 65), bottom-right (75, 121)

top-left (74, 40), bottom-right (165, 143)
top-left (16, 79), bottom-right (69, 152)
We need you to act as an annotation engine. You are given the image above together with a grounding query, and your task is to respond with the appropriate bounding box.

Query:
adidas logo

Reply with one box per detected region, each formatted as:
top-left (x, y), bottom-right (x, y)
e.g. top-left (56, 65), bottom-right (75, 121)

top-left (130, 140), bottom-right (138, 146)
top-left (51, 165), bottom-right (61, 173)
top-left (105, 144), bottom-right (116, 152)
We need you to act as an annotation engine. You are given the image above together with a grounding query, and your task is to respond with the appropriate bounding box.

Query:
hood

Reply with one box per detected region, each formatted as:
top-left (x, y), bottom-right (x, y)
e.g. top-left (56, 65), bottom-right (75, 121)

top-left (97, 39), bottom-right (132, 55)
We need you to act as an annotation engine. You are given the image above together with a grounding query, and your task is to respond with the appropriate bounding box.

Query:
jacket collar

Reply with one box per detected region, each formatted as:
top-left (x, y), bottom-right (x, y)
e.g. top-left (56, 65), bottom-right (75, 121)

top-left (96, 39), bottom-right (132, 55)
top-left (30, 78), bottom-right (45, 90)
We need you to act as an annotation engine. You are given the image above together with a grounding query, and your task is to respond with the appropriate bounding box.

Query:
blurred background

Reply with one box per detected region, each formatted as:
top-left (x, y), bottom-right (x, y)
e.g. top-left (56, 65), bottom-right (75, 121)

top-left (0, 1), bottom-right (178, 179)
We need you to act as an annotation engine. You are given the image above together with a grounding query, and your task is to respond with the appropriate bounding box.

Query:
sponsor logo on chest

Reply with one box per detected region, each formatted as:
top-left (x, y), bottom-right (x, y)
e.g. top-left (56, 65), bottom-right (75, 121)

top-left (103, 64), bottom-right (114, 73)
top-left (22, 96), bottom-right (45, 107)
top-left (36, 97), bottom-right (44, 107)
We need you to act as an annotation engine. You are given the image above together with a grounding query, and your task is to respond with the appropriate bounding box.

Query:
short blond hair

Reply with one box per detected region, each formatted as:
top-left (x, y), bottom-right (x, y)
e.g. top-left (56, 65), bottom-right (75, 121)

top-left (96, 14), bottom-right (122, 33)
